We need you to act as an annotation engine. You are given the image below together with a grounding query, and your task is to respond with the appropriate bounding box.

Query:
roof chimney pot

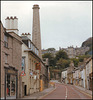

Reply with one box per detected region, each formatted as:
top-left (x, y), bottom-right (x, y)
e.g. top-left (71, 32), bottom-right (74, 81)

top-left (28, 33), bottom-right (31, 35)
top-left (22, 33), bottom-right (24, 35)
top-left (10, 16), bottom-right (13, 19)
top-left (14, 16), bottom-right (17, 19)
top-left (5, 16), bottom-right (10, 20)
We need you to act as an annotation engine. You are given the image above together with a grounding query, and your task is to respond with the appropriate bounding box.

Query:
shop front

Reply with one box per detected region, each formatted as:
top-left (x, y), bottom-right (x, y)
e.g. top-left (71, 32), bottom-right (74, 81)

top-left (5, 67), bottom-right (18, 99)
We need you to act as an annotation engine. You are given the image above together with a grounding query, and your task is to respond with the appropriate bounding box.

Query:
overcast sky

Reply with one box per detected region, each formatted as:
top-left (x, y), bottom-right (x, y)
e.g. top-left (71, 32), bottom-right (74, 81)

top-left (1, 1), bottom-right (92, 50)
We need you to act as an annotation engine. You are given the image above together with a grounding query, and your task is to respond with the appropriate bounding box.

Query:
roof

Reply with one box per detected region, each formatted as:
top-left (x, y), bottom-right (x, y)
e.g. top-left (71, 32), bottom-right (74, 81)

top-left (21, 36), bottom-right (30, 40)
top-left (85, 57), bottom-right (92, 64)
top-left (21, 36), bottom-right (39, 50)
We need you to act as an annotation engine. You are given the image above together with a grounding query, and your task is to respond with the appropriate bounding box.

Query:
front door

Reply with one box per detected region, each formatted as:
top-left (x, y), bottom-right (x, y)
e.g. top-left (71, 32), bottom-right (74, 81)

top-left (24, 85), bottom-right (27, 96)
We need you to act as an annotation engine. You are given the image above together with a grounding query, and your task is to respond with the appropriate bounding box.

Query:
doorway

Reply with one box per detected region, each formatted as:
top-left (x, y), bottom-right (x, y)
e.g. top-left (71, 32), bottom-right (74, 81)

top-left (24, 85), bottom-right (27, 96)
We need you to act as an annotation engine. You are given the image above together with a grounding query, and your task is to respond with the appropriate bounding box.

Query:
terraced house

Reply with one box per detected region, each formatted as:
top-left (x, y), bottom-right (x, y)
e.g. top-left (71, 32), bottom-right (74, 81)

top-left (85, 57), bottom-right (92, 90)
top-left (0, 17), bottom-right (22, 99)
top-left (67, 61), bottom-right (74, 84)
top-left (21, 33), bottom-right (41, 97)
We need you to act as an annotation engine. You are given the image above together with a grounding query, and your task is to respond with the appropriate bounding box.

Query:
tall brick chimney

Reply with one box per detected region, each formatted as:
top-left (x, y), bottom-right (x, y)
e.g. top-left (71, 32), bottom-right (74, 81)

top-left (32, 4), bottom-right (42, 59)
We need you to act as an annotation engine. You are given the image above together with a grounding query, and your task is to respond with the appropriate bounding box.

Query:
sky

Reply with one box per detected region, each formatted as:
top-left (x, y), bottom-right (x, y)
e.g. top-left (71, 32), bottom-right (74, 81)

top-left (1, 1), bottom-right (92, 50)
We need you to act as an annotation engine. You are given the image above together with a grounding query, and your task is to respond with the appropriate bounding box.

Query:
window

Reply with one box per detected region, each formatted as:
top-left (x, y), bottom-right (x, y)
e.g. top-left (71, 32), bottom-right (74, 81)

top-left (4, 35), bottom-right (8, 48)
top-left (35, 49), bottom-right (37, 55)
top-left (22, 57), bottom-right (25, 72)
top-left (35, 48), bottom-right (36, 54)
top-left (31, 44), bottom-right (33, 51)
top-left (30, 43), bottom-right (32, 50)
top-left (37, 50), bottom-right (38, 55)
top-left (5, 54), bottom-right (8, 64)
top-left (28, 41), bottom-right (31, 48)
top-left (32, 46), bottom-right (34, 52)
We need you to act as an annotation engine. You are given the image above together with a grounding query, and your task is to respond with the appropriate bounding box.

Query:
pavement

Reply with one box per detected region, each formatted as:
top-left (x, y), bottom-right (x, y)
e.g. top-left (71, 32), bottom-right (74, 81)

top-left (73, 85), bottom-right (92, 96)
top-left (20, 86), bottom-right (55, 99)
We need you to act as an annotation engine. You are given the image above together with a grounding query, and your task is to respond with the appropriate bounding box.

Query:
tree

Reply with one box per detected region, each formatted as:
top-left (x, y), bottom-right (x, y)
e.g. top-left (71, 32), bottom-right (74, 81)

top-left (77, 55), bottom-right (91, 62)
top-left (56, 58), bottom-right (70, 70)
top-left (70, 58), bottom-right (79, 67)
top-left (55, 50), bottom-right (68, 60)
top-left (42, 53), bottom-right (56, 66)
top-left (46, 48), bottom-right (55, 51)
top-left (70, 55), bottom-right (91, 67)
top-left (42, 53), bottom-right (53, 59)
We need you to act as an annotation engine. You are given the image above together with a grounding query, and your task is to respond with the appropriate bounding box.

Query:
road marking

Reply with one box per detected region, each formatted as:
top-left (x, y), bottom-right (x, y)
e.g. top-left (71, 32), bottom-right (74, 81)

top-left (65, 86), bottom-right (68, 100)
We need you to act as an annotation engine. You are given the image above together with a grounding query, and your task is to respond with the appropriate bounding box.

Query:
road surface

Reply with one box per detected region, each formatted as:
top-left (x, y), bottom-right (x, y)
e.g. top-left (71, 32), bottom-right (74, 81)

top-left (41, 83), bottom-right (92, 99)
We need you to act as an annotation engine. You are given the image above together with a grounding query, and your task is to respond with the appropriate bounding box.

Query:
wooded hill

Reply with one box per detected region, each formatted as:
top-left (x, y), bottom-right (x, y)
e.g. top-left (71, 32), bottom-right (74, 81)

top-left (81, 37), bottom-right (92, 55)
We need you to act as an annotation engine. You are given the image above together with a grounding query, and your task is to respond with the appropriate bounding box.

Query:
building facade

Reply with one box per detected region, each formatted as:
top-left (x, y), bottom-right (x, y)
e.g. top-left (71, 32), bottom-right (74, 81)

top-left (61, 56), bottom-right (92, 91)
top-left (42, 49), bottom-right (57, 57)
top-left (67, 61), bottom-right (75, 84)
top-left (0, 19), bottom-right (22, 99)
top-left (85, 57), bottom-right (92, 90)
top-left (61, 69), bottom-right (67, 84)
top-left (40, 61), bottom-right (49, 91)
top-left (21, 34), bottom-right (41, 97)
top-left (61, 46), bottom-right (89, 58)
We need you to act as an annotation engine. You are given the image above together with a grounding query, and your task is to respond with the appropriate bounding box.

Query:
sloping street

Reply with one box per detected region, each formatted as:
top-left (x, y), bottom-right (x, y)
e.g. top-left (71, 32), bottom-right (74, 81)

top-left (1, 1), bottom-right (92, 100)
top-left (41, 83), bottom-right (92, 99)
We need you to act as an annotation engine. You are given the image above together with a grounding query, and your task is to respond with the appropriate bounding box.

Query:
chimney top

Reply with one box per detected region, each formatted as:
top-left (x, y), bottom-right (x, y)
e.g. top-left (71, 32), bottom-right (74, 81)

top-left (10, 16), bottom-right (13, 19)
top-left (14, 16), bottom-right (18, 19)
top-left (22, 33), bottom-right (24, 35)
top-left (5, 16), bottom-right (18, 20)
top-left (28, 33), bottom-right (31, 35)
top-left (25, 33), bottom-right (27, 35)
top-left (32, 4), bottom-right (40, 9)
top-left (5, 16), bottom-right (10, 20)
top-left (21, 33), bottom-right (31, 35)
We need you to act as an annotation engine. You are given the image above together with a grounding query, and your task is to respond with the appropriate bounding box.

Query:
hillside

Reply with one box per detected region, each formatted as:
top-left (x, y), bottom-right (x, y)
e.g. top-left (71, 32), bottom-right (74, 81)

top-left (82, 37), bottom-right (92, 47)
top-left (81, 37), bottom-right (92, 55)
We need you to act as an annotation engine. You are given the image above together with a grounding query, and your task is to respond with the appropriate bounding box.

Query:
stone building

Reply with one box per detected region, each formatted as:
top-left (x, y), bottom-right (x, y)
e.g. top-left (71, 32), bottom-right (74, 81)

top-left (32, 4), bottom-right (49, 91)
top-left (73, 66), bottom-right (82, 86)
top-left (61, 68), bottom-right (68, 84)
top-left (61, 46), bottom-right (89, 58)
top-left (21, 34), bottom-right (40, 97)
top-left (42, 58), bottom-right (49, 66)
top-left (40, 61), bottom-right (49, 91)
top-left (73, 57), bottom-right (92, 90)
top-left (85, 57), bottom-right (92, 90)
top-left (0, 17), bottom-right (22, 99)
top-left (67, 61), bottom-right (75, 84)
top-left (50, 69), bottom-right (61, 81)
top-left (42, 49), bottom-right (57, 57)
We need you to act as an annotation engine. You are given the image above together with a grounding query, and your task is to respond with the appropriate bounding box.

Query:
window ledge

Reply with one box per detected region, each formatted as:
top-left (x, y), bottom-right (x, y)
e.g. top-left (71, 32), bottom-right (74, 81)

top-left (5, 63), bottom-right (9, 65)
top-left (4, 46), bottom-right (9, 49)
